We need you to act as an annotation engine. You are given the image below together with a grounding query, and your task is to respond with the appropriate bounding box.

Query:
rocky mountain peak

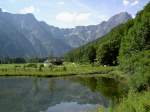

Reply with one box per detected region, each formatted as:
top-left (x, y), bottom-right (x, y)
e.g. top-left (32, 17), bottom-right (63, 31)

top-left (0, 11), bottom-right (132, 57)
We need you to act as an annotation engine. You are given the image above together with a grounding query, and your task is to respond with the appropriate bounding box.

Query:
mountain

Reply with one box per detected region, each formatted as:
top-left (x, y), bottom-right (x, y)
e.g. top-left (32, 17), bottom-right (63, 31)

top-left (65, 2), bottom-right (150, 89)
top-left (0, 9), bottom-right (132, 57)
top-left (0, 11), bottom-right (72, 57)
top-left (65, 3), bottom-right (150, 111)
top-left (63, 12), bottom-right (132, 48)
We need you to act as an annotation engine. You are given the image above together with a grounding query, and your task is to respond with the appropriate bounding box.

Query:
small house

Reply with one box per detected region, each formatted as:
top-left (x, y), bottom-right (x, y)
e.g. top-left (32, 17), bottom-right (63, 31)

top-left (44, 57), bottom-right (63, 67)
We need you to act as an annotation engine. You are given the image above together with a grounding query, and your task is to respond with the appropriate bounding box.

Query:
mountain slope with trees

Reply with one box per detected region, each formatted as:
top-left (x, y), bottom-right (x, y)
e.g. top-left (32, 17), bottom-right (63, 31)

top-left (65, 3), bottom-right (150, 112)
top-left (65, 2), bottom-right (150, 91)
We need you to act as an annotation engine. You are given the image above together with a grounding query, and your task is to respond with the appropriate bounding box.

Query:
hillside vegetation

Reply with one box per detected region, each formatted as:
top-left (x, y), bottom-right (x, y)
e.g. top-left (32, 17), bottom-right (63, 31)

top-left (65, 2), bottom-right (150, 112)
top-left (65, 2), bottom-right (150, 90)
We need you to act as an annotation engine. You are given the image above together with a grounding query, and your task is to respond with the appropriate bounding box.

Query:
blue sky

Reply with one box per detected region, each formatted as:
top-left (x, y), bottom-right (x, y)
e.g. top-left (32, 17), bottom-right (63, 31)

top-left (0, 0), bottom-right (149, 28)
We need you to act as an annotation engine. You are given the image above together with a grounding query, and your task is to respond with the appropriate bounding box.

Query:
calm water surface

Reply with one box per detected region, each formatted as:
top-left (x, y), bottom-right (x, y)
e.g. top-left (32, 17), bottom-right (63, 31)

top-left (0, 76), bottom-right (126, 112)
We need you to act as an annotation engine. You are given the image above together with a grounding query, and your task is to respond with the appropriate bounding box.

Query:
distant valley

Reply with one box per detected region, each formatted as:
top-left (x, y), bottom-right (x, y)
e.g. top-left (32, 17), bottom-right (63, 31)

top-left (0, 8), bottom-right (132, 57)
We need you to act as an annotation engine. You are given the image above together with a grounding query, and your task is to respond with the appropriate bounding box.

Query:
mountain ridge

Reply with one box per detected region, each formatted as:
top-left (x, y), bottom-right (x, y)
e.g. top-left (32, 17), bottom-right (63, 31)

top-left (0, 9), bottom-right (132, 57)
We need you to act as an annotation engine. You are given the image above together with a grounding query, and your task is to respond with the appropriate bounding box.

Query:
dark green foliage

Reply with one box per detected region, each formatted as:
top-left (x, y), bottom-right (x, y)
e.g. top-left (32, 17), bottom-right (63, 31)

top-left (39, 64), bottom-right (44, 68)
top-left (119, 2), bottom-right (150, 60)
top-left (65, 2), bottom-right (150, 91)
top-left (26, 63), bottom-right (37, 68)
top-left (25, 58), bottom-right (46, 63)
top-left (127, 51), bottom-right (150, 91)
top-left (62, 66), bottom-right (67, 71)
top-left (0, 57), bottom-right (47, 64)
top-left (65, 21), bottom-right (132, 65)
top-left (118, 2), bottom-right (150, 90)
top-left (38, 65), bottom-right (43, 71)
top-left (85, 45), bottom-right (96, 63)
top-left (65, 45), bottom-right (96, 63)
top-left (0, 57), bottom-right (26, 64)
top-left (96, 26), bottom-right (124, 65)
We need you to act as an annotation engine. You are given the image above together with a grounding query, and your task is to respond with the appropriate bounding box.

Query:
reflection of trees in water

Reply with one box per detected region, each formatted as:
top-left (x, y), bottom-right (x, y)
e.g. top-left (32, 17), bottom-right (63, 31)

top-left (0, 77), bottom-right (120, 112)
top-left (74, 76), bottom-right (128, 103)
top-left (48, 79), bottom-right (56, 92)
top-left (76, 77), bottom-right (97, 92)
top-left (71, 77), bottom-right (108, 107)
top-left (47, 78), bottom-right (103, 105)
top-left (31, 78), bottom-right (40, 96)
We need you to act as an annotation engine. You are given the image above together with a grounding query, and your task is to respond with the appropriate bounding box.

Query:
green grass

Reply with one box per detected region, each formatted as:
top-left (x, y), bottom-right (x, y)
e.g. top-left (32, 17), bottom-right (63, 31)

top-left (98, 90), bottom-right (150, 112)
top-left (114, 90), bottom-right (150, 112)
top-left (0, 63), bottom-right (114, 77)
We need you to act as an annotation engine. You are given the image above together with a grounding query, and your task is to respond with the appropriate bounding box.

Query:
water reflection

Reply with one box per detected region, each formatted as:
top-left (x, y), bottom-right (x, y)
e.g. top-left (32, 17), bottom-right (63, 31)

top-left (0, 77), bottom-right (110, 112)
top-left (75, 76), bottom-right (127, 100)
top-left (46, 102), bottom-right (98, 112)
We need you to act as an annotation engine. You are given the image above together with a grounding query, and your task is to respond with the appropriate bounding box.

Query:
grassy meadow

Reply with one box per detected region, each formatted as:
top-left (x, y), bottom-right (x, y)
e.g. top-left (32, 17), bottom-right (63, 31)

top-left (98, 90), bottom-right (150, 112)
top-left (0, 63), bottom-right (114, 77)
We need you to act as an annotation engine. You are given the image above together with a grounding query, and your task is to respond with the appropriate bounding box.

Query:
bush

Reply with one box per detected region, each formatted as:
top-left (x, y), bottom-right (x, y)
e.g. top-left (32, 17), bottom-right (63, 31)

top-left (62, 66), bottom-right (67, 71)
top-left (39, 64), bottom-right (44, 68)
top-left (26, 63), bottom-right (37, 68)
top-left (119, 50), bottom-right (150, 91)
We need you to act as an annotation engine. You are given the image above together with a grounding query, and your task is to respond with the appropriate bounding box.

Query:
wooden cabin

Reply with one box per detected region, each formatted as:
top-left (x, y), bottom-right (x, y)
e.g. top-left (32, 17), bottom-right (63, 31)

top-left (44, 57), bottom-right (63, 67)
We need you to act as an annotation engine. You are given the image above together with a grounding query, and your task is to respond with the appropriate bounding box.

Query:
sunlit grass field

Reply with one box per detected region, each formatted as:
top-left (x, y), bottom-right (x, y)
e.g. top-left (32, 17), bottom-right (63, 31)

top-left (0, 63), bottom-right (114, 77)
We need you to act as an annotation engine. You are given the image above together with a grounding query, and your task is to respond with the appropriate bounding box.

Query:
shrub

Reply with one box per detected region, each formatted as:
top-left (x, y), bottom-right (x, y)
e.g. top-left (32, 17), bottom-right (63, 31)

top-left (120, 50), bottom-right (150, 91)
top-left (26, 63), bottom-right (37, 68)
top-left (39, 64), bottom-right (44, 68)
top-left (62, 66), bottom-right (67, 71)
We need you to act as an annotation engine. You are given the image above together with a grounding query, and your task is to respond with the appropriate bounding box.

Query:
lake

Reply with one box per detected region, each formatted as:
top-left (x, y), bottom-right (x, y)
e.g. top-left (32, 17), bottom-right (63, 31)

top-left (0, 76), bottom-right (126, 112)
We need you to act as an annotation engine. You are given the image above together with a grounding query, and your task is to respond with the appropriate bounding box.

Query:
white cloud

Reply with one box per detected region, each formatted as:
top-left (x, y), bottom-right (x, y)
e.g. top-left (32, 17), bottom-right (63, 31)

top-left (123, 0), bottom-right (139, 6)
top-left (123, 0), bottom-right (130, 6)
top-left (76, 13), bottom-right (91, 22)
top-left (19, 6), bottom-right (35, 14)
top-left (57, 1), bottom-right (65, 5)
top-left (131, 0), bottom-right (139, 6)
top-left (56, 12), bottom-right (91, 25)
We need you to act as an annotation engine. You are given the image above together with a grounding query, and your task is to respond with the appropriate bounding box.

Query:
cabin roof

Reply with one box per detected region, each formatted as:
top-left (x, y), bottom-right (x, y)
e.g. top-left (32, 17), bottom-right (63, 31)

top-left (44, 58), bottom-right (63, 63)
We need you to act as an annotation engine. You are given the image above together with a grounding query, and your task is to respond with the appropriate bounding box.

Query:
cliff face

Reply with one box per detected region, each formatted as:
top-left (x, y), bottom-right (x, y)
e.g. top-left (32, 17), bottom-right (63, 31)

top-left (0, 9), bottom-right (132, 57)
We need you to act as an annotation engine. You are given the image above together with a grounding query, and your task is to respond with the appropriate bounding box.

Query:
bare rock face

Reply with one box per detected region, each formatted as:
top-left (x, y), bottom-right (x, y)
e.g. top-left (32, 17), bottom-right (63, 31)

top-left (62, 12), bottom-right (132, 48)
top-left (0, 9), bottom-right (132, 57)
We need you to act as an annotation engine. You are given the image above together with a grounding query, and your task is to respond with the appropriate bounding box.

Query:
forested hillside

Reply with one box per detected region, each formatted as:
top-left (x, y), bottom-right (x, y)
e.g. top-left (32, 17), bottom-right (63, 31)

top-left (65, 2), bottom-right (150, 90)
